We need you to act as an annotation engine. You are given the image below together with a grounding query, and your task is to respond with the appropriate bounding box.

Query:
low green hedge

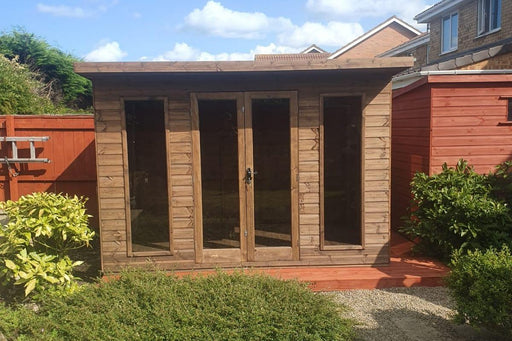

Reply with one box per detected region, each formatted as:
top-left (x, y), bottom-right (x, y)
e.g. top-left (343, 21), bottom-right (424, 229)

top-left (446, 247), bottom-right (512, 337)
top-left (0, 270), bottom-right (354, 340)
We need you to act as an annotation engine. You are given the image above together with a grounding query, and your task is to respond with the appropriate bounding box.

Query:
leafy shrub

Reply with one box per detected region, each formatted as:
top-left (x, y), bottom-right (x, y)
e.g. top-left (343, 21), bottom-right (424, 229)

top-left (400, 159), bottom-right (512, 260)
top-left (0, 29), bottom-right (92, 110)
top-left (0, 270), bottom-right (354, 340)
top-left (446, 247), bottom-right (512, 337)
top-left (0, 192), bottom-right (94, 299)
top-left (489, 160), bottom-right (512, 205)
top-left (0, 54), bottom-right (55, 115)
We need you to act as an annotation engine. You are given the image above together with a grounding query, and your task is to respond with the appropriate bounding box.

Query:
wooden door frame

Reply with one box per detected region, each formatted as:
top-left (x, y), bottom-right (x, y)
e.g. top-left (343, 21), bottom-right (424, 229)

top-left (244, 91), bottom-right (299, 262)
top-left (191, 91), bottom-right (299, 264)
top-left (191, 92), bottom-right (246, 264)
top-left (121, 97), bottom-right (173, 257)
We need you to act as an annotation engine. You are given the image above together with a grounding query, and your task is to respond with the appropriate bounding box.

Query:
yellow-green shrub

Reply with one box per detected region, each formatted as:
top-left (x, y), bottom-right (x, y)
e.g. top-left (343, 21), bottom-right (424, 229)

top-left (0, 192), bottom-right (94, 299)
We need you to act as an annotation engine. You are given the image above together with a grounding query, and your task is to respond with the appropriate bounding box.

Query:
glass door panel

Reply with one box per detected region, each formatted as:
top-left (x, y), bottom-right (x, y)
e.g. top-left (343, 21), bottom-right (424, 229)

top-left (198, 100), bottom-right (241, 249)
top-left (251, 98), bottom-right (291, 247)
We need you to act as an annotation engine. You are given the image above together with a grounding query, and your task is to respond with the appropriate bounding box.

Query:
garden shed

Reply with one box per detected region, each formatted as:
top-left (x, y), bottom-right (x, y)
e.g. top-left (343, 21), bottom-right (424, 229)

top-left (392, 72), bottom-right (512, 229)
top-left (75, 58), bottom-right (412, 271)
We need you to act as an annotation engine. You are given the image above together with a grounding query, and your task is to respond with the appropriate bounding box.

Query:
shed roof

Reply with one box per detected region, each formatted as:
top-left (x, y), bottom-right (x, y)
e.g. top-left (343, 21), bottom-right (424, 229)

top-left (75, 57), bottom-right (413, 78)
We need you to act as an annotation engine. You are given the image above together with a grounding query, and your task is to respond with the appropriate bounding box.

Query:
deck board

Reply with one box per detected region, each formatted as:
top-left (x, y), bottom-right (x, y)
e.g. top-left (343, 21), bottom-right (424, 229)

top-left (173, 232), bottom-right (449, 291)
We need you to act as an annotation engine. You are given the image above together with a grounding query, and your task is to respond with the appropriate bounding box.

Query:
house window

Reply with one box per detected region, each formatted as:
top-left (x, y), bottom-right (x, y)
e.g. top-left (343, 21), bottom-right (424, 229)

top-left (441, 13), bottom-right (458, 53)
top-left (508, 99), bottom-right (512, 121)
top-left (478, 0), bottom-right (501, 36)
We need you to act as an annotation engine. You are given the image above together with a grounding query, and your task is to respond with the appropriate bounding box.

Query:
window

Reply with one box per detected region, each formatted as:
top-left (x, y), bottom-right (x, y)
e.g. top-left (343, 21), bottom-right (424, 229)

top-left (478, 0), bottom-right (501, 36)
top-left (441, 13), bottom-right (458, 53)
top-left (508, 99), bottom-right (512, 121)
top-left (321, 96), bottom-right (362, 248)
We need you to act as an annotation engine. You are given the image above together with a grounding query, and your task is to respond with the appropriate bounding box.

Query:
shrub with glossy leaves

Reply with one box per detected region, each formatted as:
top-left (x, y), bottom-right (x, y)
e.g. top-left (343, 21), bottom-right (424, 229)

top-left (446, 247), bottom-right (512, 337)
top-left (400, 159), bottom-right (512, 260)
top-left (0, 192), bottom-right (94, 299)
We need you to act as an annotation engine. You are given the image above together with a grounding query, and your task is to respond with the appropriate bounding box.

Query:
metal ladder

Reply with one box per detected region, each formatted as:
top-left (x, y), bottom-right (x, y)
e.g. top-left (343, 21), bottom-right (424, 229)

top-left (0, 136), bottom-right (51, 163)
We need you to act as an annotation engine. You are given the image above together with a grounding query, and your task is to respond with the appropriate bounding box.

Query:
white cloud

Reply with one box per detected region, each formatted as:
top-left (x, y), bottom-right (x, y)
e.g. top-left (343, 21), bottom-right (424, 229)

top-left (184, 1), bottom-right (293, 39)
top-left (153, 42), bottom-right (300, 62)
top-left (279, 21), bottom-right (364, 48)
top-left (84, 41), bottom-right (127, 62)
top-left (36, 4), bottom-right (91, 17)
top-left (306, 0), bottom-right (435, 23)
top-left (37, 1), bottom-right (117, 18)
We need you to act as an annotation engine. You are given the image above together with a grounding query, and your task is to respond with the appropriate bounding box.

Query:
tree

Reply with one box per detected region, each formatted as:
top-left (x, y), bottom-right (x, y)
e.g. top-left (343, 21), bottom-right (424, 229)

top-left (0, 29), bottom-right (92, 110)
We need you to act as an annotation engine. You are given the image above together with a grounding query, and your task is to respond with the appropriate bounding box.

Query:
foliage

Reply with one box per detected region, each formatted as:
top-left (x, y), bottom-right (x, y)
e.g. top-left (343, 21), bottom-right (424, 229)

top-left (400, 159), bottom-right (512, 260)
top-left (0, 55), bottom-right (56, 114)
top-left (446, 247), bottom-right (512, 337)
top-left (0, 270), bottom-right (354, 340)
top-left (0, 29), bottom-right (92, 110)
top-left (0, 192), bottom-right (94, 299)
top-left (489, 160), bottom-right (512, 205)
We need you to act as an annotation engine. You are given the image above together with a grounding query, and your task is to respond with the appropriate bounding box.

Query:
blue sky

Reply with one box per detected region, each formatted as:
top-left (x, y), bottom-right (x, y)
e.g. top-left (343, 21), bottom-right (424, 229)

top-left (0, 0), bottom-right (437, 61)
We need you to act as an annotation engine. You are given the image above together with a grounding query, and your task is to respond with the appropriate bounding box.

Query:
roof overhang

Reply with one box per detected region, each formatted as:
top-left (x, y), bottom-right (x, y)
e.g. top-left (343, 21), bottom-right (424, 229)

top-left (75, 57), bottom-right (414, 79)
top-left (393, 69), bottom-right (512, 91)
top-left (414, 0), bottom-right (466, 23)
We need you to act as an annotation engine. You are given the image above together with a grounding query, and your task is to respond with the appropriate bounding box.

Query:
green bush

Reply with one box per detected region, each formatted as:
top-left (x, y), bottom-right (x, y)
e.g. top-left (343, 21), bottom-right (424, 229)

top-left (0, 192), bottom-right (94, 299)
top-left (0, 29), bottom-right (92, 110)
top-left (0, 270), bottom-right (354, 340)
top-left (400, 159), bottom-right (512, 260)
top-left (446, 247), bottom-right (512, 337)
top-left (0, 54), bottom-right (55, 115)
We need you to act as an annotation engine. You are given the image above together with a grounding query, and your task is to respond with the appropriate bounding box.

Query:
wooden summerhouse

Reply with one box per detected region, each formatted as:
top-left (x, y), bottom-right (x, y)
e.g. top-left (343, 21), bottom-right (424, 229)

top-left (75, 58), bottom-right (412, 271)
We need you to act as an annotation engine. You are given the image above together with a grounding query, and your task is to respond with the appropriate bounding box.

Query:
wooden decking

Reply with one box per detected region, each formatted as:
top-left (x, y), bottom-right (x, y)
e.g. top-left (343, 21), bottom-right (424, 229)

top-left (175, 232), bottom-right (449, 291)
top-left (262, 233), bottom-right (449, 291)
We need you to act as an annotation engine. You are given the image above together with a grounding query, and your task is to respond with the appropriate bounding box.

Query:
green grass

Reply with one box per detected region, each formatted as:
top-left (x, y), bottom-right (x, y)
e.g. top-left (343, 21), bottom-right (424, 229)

top-left (0, 270), bottom-right (354, 341)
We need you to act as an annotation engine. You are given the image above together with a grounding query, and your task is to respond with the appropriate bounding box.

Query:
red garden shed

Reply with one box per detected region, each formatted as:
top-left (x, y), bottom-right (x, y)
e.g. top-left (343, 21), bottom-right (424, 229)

top-left (392, 72), bottom-right (512, 229)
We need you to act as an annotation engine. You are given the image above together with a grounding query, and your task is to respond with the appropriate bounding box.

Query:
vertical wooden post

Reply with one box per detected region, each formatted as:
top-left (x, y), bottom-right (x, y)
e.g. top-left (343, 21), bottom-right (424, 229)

top-left (5, 115), bottom-right (19, 201)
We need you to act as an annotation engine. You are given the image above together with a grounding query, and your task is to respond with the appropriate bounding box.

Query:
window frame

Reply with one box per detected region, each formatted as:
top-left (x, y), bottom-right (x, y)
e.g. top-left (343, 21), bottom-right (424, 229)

top-left (441, 12), bottom-right (458, 54)
top-left (477, 0), bottom-right (501, 36)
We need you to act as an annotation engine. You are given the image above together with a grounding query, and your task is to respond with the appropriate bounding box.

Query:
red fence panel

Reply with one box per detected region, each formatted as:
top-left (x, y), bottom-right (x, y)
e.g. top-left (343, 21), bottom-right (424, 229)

top-left (0, 115), bottom-right (98, 227)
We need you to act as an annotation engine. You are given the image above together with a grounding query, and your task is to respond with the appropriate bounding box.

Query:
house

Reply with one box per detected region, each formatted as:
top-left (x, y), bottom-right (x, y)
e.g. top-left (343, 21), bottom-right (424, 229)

top-left (75, 57), bottom-right (412, 271)
top-left (389, 0), bottom-right (512, 229)
top-left (329, 16), bottom-right (421, 59)
top-left (300, 44), bottom-right (328, 54)
top-left (382, 0), bottom-right (512, 80)
top-left (255, 16), bottom-right (421, 63)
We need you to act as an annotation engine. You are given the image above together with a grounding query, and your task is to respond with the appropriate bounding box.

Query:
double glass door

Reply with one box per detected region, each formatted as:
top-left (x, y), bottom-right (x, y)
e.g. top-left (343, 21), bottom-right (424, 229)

top-left (192, 92), bottom-right (298, 263)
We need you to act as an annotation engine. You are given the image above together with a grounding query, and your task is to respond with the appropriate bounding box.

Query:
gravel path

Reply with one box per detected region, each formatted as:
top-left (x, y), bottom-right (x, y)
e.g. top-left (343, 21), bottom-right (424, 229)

top-left (331, 287), bottom-right (506, 341)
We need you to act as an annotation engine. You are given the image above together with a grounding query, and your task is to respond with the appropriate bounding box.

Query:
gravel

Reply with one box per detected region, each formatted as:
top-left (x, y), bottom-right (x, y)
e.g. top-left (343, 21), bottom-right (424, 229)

top-left (331, 287), bottom-right (507, 341)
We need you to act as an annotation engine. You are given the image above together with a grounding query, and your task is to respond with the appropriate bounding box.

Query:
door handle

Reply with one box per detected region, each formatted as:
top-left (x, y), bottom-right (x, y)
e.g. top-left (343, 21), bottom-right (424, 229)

top-left (245, 168), bottom-right (252, 184)
top-left (245, 168), bottom-right (258, 184)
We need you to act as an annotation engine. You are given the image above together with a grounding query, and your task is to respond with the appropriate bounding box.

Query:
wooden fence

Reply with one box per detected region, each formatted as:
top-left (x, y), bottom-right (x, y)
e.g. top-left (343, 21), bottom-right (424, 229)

top-left (0, 115), bottom-right (98, 227)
